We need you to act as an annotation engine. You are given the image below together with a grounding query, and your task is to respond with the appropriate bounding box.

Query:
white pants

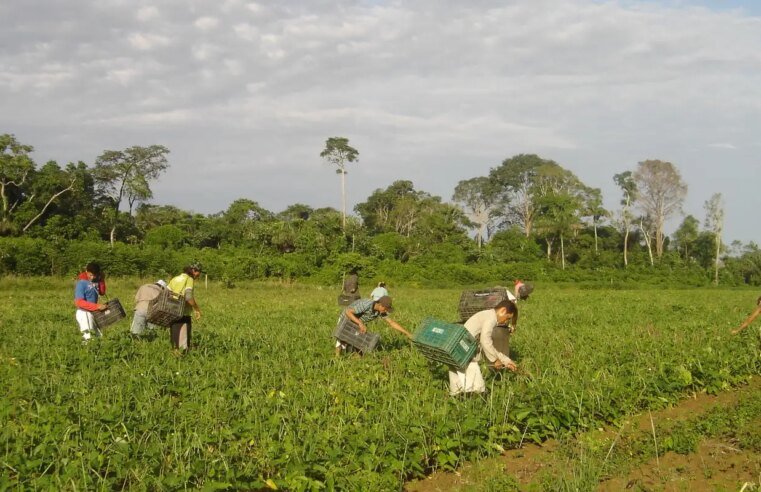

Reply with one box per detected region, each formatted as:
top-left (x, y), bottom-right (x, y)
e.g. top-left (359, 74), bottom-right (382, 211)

top-left (76, 309), bottom-right (101, 341)
top-left (448, 361), bottom-right (485, 396)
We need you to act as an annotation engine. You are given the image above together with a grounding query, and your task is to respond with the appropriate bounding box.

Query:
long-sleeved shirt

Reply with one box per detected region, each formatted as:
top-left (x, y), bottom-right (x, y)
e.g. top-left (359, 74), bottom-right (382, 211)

top-left (464, 309), bottom-right (512, 366)
top-left (74, 272), bottom-right (104, 311)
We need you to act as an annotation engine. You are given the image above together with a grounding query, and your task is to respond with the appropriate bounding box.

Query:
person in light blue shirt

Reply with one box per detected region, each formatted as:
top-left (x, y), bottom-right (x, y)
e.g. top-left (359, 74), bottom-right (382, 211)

top-left (370, 281), bottom-right (389, 301)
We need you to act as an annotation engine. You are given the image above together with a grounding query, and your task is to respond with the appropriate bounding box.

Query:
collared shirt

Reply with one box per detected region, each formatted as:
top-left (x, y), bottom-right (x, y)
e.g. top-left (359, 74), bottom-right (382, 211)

top-left (345, 298), bottom-right (385, 323)
top-left (464, 309), bottom-right (512, 366)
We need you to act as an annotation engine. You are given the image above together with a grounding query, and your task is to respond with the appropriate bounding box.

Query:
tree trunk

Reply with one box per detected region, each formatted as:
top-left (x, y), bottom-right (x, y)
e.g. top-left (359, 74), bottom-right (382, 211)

top-left (560, 233), bottom-right (566, 270)
top-left (640, 221), bottom-right (654, 266)
top-left (623, 227), bottom-right (629, 267)
top-left (713, 234), bottom-right (721, 285)
top-left (340, 167), bottom-right (347, 231)
top-left (593, 220), bottom-right (598, 254)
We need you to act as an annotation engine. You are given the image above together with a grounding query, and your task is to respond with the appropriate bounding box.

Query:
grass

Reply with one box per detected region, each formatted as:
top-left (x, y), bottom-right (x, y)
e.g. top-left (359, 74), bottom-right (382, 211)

top-left (0, 278), bottom-right (759, 490)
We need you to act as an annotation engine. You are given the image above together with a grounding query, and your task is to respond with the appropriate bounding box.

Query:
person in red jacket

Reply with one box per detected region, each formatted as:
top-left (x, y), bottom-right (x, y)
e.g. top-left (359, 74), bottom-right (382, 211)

top-left (74, 262), bottom-right (108, 341)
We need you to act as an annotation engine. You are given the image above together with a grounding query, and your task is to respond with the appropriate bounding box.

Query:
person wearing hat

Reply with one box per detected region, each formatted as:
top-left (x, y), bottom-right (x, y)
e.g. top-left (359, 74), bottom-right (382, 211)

top-left (335, 295), bottom-right (411, 355)
top-left (130, 279), bottom-right (167, 337)
top-left (449, 300), bottom-right (519, 396)
top-left (370, 281), bottom-right (389, 301)
top-left (167, 264), bottom-right (203, 352)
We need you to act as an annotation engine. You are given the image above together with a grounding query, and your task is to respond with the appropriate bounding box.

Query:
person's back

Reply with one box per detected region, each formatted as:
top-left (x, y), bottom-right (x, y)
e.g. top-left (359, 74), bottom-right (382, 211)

top-left (343, 272), bottom-right (359, 295)
top-left (370, 282), bottom-right (389, 301)
top-left (134, 283), bottom-right (162, 313)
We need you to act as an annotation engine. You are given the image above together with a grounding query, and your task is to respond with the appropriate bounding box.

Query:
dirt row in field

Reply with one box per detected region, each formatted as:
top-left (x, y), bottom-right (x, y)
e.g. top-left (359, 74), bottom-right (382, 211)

top-left (406, 377), bottom-right (761, 491)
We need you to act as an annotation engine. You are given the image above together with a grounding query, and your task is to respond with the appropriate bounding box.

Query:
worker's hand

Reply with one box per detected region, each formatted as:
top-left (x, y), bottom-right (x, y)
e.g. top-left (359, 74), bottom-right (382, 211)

top-left (508, 325), bottom-right (516, 334)
top-left (505, 360), bottom-right (518, 372)
top-left (97, 304), bottom-right (108, 311)
top-left (358, 323), bottom-right (367, 334)
top-left (193, 309), bottom-right (202, 321)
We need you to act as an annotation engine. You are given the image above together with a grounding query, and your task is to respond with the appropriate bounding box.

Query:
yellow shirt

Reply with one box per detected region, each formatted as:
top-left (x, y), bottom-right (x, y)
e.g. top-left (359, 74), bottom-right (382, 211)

top-left (168, 273), bottom-right (195, 315)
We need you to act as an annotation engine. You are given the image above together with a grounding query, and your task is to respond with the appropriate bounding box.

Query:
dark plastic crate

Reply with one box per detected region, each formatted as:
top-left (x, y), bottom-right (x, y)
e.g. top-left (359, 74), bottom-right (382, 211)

top-left (92, 299), bottom-right (126, 329)
top-left (412, 318), bottom-right (478, 370)
top-left (147, 289), bottom-right (185, 327)
top-left (333, 316), bottom-right (380, 353)
top-left (457, 287), bottom-right (512, 321)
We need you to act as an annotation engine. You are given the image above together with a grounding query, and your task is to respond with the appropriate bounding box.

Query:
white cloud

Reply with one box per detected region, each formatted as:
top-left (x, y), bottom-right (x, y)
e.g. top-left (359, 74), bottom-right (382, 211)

top-left (136, 6), bottom-right (159, 21)
top-left (128, 32), bottom-right (171, 51)
top-left (194, 16), bottom-right (219, 30)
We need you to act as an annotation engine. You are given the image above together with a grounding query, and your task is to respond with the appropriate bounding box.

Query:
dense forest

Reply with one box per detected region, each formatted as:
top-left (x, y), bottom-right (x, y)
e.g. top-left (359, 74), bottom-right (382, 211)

top-left (1, 133), bottom-right (759, 287)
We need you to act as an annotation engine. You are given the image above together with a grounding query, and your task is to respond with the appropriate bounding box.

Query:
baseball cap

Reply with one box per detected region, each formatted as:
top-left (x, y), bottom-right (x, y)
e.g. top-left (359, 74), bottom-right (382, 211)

top-left (155, 279), bottom-right (167, 288)
top-left (376, 295), bottom-right (393, 312)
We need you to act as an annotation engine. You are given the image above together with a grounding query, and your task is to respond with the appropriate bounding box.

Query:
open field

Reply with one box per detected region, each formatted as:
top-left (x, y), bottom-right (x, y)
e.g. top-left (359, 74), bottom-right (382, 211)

top-left (1, 278), bottom-right (759, 490)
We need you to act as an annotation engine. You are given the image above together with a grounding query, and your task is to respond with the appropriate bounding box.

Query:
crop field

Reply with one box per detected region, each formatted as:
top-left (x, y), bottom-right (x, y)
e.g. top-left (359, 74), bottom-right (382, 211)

top-left (1, 277), bottom-right (759, 490)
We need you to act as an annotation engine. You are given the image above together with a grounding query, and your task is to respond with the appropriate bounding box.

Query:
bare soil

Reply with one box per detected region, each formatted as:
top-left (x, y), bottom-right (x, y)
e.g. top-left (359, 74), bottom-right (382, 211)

top-left (406, 378), bottom-right (761, 491)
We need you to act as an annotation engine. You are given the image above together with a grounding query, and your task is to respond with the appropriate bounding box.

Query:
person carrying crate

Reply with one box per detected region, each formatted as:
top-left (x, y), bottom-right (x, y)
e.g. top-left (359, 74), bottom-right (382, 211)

top-left (130, 279), bottom-right (167, 337)
top-left (73, 262), bottom-right (108, 342)
top-left (449, 300), bottom-right (518, 396)
top-left (167, 264), bottom-right (203, 352)
top-left (335, 296), bottom-right (411, 355)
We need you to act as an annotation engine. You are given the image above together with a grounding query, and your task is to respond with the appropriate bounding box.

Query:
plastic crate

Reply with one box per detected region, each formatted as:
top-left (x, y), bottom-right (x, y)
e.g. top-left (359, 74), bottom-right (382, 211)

top-left (412, 318), bottom-right (478, 370)
top-left (147, 289), bottom-right (185, 327)
top-left (92, 299), bottom-right (126, 329)
top-left (333, 316), bottom-right (380, 353)
top-left (337, 293), bottom-right (361, 306)
top-left (457, 287), bottom-right (512, 321)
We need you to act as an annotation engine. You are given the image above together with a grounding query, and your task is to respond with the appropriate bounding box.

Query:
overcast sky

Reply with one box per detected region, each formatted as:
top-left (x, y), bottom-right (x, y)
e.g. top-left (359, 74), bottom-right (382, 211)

top-left (1, 0), bottom-right (759, 244)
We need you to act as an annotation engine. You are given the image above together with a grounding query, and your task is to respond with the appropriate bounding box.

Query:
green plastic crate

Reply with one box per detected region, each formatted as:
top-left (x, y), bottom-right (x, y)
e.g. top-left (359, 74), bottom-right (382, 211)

top-left (412, 318), bottom-right (478, 370)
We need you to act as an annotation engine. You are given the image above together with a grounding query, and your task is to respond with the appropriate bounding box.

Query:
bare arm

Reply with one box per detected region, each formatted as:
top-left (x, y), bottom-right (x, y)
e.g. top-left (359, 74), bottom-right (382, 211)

top-left (733, 306), bottom-right (761, 335)
top-left (383, 317), bottom-right (411, 338)
top-left (345, 308), bottom-right (367, 333)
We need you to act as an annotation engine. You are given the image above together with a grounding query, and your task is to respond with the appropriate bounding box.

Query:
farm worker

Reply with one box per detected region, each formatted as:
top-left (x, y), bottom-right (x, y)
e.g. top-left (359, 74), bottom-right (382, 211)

top-left (335, 296), bottom-right (411, 355)
top-left (130, 279), bottom-right (167, 337)
top-left (370, 281), bottom-right (389, 301)
top-left (732, 295), bottom-right (761, 335)
top-left (338, 268), bottom-right (361, 306)
top-left (513, 279), bottom-right (533, 300)
top-left (449, 300), bottom-right (519, 396)
top-left (343, 269), bottom-right (359, 296)
top-left (73, 262), bottom-right (108, 342)
top-left (167, 264), bottom-right (203, 351)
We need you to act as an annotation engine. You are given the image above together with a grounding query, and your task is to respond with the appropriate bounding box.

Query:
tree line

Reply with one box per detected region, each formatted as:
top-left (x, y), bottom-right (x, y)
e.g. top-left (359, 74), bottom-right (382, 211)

top-left (0, 133), bottom-right (758, 286)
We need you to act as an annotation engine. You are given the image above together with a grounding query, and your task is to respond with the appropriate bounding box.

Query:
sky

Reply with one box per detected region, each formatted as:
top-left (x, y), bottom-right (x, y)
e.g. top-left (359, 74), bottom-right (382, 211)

top-left (1, 0), bottom-right (759, 244)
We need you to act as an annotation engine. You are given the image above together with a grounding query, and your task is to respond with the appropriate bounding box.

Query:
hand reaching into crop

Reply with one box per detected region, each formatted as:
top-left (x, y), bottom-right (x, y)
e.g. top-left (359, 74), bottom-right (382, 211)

top-left (494, 359), bottom-right (517, 372)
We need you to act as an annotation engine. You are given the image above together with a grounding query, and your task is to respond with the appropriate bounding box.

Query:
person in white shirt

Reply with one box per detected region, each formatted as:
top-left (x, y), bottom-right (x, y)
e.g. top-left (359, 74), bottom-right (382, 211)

top-left (449, 300), bottom-right (518, 396)
top-left (370, 281), bottom-right (389, 301)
